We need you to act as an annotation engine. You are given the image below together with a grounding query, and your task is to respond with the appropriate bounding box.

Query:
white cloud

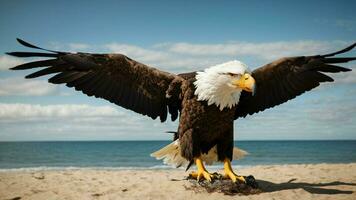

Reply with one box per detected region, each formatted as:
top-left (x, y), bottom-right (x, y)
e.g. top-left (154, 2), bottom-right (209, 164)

top-left (236, 96), bottom-right (356, 140)
top-left (104, 43), bottom-right (168, 62)
top-left (161, 40), bottom-right (349, 60)
top-left (102, 40), bottom-right (353, 72)
top-left (0, 103), bottom-right (170, 141)
top-left (332, 67), bottom-right (356, 84)
top-left (298, 90), bottom-right (356, 125)
top-left (104, 43), bottom-right (226, 71)
top-left (0, 103), bottom-right (122, 121)
top-left (0, 55), bottom-right (24, 70)
top-left (307, 103), bottom-right (356, 124)
top-left (0, 77), bottom-right (58, 96)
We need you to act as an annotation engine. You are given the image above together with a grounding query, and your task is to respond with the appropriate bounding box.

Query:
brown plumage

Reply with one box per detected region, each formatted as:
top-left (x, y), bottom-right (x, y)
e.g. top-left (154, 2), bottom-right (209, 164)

top-left (7, 38), bottom-right (355, 171)
top-left (8, 39), bottom-right (183, 122)
top-left (235, 53), bottom-right (354, 118)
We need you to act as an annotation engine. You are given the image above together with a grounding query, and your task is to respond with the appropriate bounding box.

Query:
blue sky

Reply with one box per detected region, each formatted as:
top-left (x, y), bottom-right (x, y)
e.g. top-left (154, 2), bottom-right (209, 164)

top-left (0, 0), bottom-right (355, 141)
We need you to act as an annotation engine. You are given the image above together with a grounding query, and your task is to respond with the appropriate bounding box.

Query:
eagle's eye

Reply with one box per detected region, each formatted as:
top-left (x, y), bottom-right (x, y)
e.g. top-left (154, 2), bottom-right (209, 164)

top-left (220, 72), bottom-right (240, 77)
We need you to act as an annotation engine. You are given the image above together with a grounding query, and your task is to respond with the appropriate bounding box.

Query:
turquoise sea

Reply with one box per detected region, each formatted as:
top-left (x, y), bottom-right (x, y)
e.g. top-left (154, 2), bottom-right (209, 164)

top-left (0, 140), bottom-right (355, 170)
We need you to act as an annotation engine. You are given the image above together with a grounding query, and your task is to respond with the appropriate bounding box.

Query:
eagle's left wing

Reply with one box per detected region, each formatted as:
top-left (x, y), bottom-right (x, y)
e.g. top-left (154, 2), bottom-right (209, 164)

top-left (234, 43), bottom-right (355, 119)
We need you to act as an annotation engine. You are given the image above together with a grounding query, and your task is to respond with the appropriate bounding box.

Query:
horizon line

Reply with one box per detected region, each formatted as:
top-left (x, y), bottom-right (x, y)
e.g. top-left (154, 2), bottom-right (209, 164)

top-left (1, 139), bottom-right (356, 142)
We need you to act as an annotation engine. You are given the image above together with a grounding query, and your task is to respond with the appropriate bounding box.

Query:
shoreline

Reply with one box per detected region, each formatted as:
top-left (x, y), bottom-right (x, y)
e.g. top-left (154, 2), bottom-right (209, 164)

top-left (1, 163), bottom-right (355, 199)
top-left (0, 162), bottom-right (355, 172)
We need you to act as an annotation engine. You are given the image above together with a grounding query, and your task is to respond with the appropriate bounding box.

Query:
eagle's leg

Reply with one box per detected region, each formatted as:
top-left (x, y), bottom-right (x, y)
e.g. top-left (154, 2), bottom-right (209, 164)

top-left (189, 157), bottom-right (214, 182)
top-left (223, 158), bottom-right (246, 183)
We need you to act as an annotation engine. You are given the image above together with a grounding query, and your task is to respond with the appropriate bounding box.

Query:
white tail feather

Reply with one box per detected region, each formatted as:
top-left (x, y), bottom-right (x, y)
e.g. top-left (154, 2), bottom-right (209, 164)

top-left (150, 139), bottom-right (248, 168)
top-left (150, 140), bottom-right (188, 167)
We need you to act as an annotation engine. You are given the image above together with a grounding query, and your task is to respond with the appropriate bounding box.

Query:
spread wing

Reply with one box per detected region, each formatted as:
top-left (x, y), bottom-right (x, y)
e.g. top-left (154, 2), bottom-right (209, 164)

top-left (8, 38), bottom-right (184, 122)
top-left (235, 43), bottom-right (355, 119)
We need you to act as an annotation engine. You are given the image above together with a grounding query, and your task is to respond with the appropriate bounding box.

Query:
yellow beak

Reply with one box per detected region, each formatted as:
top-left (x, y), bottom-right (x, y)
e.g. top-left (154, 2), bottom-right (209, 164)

top-left (232, 73), bottom-right (256, 95)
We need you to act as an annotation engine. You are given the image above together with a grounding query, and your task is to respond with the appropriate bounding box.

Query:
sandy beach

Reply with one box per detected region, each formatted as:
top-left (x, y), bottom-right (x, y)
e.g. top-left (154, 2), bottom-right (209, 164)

top-left (0, 163), bottom-right (355, 200)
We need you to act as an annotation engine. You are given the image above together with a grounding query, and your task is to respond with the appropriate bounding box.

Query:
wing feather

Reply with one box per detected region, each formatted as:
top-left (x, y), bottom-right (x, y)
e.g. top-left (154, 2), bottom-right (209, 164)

top-left (11, 59), bottom-right (60, 70)
top-left (8, 39), bottom-right (184, 122)
top-left (235, 43), bottom-right (355, 118)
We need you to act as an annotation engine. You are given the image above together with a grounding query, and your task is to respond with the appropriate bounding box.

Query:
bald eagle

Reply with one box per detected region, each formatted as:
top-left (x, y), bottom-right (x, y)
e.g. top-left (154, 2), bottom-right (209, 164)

top-left (7, 39), bottom-right (355, 183)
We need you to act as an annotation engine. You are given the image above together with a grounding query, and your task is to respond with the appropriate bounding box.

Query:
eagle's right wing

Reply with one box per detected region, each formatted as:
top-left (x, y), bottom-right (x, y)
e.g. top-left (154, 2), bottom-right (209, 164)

top-left (8, 39), bottom-right (184, 122)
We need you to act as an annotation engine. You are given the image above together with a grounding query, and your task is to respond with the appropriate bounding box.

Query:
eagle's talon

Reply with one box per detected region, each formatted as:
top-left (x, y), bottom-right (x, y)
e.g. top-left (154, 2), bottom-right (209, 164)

top-left (190, 157), bottom-right (215, 182)
top-left (189, 170), bottom-right (214, 182)
top-left (197, 170), bottom-right (213, 182)
top-left (224, 173), bottom-right (246, 183)
top-left (236, 175), bottom-right (246, 183)
top-left (223, 158), bottom-right (246, 183)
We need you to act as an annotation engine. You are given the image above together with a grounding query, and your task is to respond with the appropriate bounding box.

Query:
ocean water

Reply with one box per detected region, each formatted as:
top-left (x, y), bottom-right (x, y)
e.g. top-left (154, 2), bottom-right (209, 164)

top-left (0, 140), bottom-right (355, 170)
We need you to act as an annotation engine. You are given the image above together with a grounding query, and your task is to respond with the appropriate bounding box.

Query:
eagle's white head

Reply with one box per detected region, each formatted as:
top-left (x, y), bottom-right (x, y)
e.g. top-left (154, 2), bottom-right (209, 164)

top-left (194, 60), bottom-right (256, 110)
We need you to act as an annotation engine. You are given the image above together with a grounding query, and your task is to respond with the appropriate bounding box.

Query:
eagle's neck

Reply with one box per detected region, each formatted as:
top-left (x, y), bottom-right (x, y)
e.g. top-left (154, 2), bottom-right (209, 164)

top-left (193, 71), bottom-right (242, 111)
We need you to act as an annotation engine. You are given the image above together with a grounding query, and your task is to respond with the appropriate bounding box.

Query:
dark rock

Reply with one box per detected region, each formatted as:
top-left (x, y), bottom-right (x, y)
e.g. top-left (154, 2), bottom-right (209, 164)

top-left (186, 174), bottom-right (261, 195)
